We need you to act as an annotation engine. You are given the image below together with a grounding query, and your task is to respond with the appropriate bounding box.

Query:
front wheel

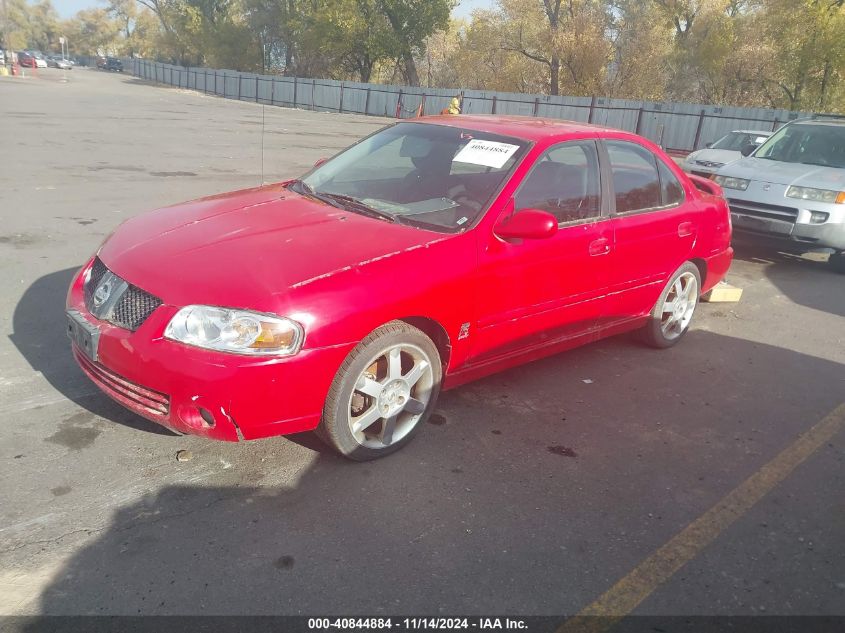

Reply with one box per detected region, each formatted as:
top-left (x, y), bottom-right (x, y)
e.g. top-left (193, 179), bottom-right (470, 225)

top-left (317, 321), bottom-right (442, 461)
top-left (641, 262), bottom-right (701, 349)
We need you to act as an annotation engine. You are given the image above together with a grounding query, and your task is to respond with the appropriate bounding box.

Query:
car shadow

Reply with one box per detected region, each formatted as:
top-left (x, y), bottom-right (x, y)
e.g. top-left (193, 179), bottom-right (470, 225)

top-left (9, 267), bottom-right (177, 436)
top-left (731, 239), bottom-right (844, 318)
top-left (21, 331), bottom-right (845, 617)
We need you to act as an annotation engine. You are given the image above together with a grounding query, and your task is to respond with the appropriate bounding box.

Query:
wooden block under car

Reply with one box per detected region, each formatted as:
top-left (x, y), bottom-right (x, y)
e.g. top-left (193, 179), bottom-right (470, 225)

top-left (701, 281), bottom-right (743, 303)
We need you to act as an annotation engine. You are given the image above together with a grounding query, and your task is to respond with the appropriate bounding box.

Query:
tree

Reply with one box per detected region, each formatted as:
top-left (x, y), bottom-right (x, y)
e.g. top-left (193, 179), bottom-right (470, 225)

top-left (374, 0), bottom-right (452, 86)
top-left (606, 0), bottom-right (673, 99)
top-left (760, 0), bottom-right (845, 110)
top-left (63, 7), bottom-right (120, 56)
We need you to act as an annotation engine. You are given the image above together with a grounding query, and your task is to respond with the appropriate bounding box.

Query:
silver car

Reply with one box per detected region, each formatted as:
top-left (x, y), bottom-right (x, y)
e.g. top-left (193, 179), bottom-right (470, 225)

top-left (713, 116), bottom-right (845, 273)
top-left (683, 130), bottom-right (772, 177)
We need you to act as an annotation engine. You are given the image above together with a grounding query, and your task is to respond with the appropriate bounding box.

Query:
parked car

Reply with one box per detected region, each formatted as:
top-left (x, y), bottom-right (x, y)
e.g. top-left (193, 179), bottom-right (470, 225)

top-left (24, 50), bottom-right (48, 68)
top-left (713, 116), bottom-right (845, 272)
top-left (104, 57), bottom-right (123, 72)
top-left (17, 52), bottom-right (38, 68)
top-left (66, 116), bottom-right (733, 459)
top-left (96, 56), bottom-right (107, 69)
top-left (45, 56), bottom-right (72, 70)
top-left (683, 130), bottom-right (772, 177)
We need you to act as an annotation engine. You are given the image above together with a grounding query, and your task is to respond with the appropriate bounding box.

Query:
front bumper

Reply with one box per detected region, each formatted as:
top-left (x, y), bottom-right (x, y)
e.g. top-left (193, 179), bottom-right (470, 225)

top-left (726, 184), bottom-right (845, 252)
top-left (67, 262), bottom-right (355, 441)
top-left (729, 208), bottom-right (845, 251)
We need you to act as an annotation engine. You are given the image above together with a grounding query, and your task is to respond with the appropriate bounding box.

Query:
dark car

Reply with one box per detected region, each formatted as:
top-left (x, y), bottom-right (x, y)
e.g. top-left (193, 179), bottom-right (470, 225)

top-left (105, 57), bottom-right (123, 72)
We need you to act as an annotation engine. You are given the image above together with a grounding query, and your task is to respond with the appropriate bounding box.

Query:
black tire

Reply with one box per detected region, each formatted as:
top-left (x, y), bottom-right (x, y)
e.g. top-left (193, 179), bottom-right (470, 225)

top-left (316, 321), bottom-right (442, 461)
top-left (829, 252), bottom-right (845, 274)
top-left (641, 261), bottom-right (702, 349)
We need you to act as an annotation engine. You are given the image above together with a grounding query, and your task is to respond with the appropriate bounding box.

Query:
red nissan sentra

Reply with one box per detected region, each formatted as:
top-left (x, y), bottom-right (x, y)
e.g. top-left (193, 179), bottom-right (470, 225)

top-left (67, 116), bottom-right (733, 460)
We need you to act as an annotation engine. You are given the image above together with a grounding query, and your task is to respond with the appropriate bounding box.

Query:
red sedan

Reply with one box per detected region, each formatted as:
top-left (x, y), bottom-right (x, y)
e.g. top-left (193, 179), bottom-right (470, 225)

top-left (67, 116), bottom-right (733, 460)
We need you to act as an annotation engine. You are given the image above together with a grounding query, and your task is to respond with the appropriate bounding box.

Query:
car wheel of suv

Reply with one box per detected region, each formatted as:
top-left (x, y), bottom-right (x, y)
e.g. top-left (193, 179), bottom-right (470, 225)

top-left (829, 252), bottom-right (845, 274)
top-left (317, 321), bottom-right (442, 461)
top-left (641, 262), bottom-right (701, 349)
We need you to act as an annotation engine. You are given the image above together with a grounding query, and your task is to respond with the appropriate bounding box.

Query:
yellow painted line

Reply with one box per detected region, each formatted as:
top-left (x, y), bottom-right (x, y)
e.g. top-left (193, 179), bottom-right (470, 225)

top-left (559, 402), bottom-right (845, 633)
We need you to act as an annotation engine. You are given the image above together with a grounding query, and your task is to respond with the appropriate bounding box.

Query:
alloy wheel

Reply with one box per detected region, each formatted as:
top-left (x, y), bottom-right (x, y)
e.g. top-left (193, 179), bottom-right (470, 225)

top-left (346, 343), bottom-right (435, 449)
top-left (660, 272), bottom-right (698, 340)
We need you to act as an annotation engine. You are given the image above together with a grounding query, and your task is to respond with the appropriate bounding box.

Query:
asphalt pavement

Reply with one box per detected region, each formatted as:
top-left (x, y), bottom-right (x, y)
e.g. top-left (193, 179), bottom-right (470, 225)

top-left (0, 68), bottom-right (843, 619)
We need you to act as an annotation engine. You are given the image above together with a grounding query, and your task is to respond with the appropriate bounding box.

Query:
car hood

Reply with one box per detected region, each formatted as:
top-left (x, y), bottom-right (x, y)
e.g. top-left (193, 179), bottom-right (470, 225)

top-left (687, 149), bottom-right (741, 165)
top-left (718, 157), bottom-right (845, 188)
top-left (98, 183), bottom-right (449, 311)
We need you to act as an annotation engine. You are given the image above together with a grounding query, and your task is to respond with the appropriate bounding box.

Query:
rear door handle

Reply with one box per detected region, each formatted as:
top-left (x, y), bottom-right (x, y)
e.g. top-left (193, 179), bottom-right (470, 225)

top-left (589, 237), bottom-right (610, 256)
top-left (678, 221), bottom-right (695, 237)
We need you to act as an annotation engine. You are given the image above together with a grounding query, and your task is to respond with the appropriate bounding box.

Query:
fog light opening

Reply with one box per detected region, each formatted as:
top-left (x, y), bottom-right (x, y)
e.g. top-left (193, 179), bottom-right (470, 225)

top-left (809, 211), bottom-right (829, 224)
top-left (198, 407), bottom-right (216, 428)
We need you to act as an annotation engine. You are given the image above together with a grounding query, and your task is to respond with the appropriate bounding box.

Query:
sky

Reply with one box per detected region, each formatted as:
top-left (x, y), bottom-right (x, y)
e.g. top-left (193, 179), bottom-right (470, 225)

top-left (52, 0), bottom-right (496, 20)
top-left (53, 0), bottom-right (97, 19)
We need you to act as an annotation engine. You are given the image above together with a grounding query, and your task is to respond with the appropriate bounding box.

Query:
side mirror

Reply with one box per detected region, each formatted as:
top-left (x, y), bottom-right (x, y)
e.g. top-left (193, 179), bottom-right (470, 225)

top-left (740, 144), bottom-right (756, 157)
top-left (705, 142), bottom-right (713, 148)
top-left (495, 209), bottom-right (558, 241)
top-left (314, 157), bottom-right (328, 168)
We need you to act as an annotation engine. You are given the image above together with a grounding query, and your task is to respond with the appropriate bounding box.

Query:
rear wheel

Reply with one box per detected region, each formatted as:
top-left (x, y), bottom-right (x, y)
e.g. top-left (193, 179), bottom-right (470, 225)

top-left (641, 262), bottom-right (701, 349)
top-left (829, 252), bottom-right (845, 274)
top-left (316, 321), bottom-right (442, 461)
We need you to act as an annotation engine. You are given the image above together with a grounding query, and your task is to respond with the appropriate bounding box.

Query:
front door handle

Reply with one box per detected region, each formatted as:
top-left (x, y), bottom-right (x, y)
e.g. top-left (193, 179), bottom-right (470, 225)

top-left (589, 237), bottom-right (610, 256)
top-left (678, 221), bottom-right (695, 237)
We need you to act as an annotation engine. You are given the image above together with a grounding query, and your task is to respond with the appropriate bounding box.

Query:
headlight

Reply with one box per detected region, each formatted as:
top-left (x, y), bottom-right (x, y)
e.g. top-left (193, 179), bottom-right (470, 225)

top-left (164, 306), bottom-right (304, 356)
top-left (712, 175), bottom-right (750, 191)
top-left (785, 186), bottom-right (845, 204)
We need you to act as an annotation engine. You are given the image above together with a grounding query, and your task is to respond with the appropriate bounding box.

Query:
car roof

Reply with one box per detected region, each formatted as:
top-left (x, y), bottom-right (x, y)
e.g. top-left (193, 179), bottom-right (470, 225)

top-left (413, 115), bottom-right (621, 142)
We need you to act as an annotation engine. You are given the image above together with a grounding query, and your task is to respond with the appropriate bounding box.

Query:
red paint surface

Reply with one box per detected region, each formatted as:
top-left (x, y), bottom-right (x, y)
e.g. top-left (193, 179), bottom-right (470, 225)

top-left (67, 116), bottom-right (733, 440)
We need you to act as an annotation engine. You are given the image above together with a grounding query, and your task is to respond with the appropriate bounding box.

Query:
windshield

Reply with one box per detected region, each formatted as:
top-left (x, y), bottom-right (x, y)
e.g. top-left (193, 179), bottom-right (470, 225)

top-left (754, 123), bottom-right (845, 168)
top-left (711, 131), bottom-right (769, 151)
top-left (296, 122), bottom-right (529, 232)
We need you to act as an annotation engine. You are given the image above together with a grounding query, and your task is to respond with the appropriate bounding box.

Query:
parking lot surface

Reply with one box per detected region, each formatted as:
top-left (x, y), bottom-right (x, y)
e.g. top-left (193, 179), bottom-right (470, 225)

top-left (0, 69), bottom-right (843, 618)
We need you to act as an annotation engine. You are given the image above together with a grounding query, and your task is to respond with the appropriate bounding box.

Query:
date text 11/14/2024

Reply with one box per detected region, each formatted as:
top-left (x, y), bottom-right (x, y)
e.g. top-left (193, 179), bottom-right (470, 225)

top-left (308, 618), bottom-right (528, 630)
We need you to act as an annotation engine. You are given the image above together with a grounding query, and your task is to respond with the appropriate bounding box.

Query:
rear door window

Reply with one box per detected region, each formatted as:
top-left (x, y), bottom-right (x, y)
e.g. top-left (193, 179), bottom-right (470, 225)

top-left (657, 160), bottom-right (684, 206)
top-left (607, 141), bottom-right (662, 213)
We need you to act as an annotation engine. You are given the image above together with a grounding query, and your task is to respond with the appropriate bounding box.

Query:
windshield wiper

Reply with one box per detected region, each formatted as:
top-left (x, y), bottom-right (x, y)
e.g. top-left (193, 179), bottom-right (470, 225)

top-left (287, 180), bottom-right (349, 209)
top-left (317, 192), bottom-right (397, 223)
top-left (287, 181), bottom-right (396, 223)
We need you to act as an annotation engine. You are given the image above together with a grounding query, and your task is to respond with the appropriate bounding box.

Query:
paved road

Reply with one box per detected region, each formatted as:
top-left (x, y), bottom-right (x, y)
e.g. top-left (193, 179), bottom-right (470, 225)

top-left (0, 69), bottom-right (843, 619)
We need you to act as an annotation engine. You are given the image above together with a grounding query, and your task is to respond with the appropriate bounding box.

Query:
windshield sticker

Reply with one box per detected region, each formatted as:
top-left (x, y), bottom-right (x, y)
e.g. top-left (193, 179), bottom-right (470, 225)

top-left (453, 140), bottom-right (520, 169)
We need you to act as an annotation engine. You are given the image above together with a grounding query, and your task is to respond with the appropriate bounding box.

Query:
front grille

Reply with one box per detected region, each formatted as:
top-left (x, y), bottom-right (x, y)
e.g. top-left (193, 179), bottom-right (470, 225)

top-left (727, 198), bottom-right (799, 223)
top-left (75, 348), bottom-right (170, 417)
top-left (83, 258), bottom-right (162, 331)
top-left (111, 286), bottom-right (162, 330)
